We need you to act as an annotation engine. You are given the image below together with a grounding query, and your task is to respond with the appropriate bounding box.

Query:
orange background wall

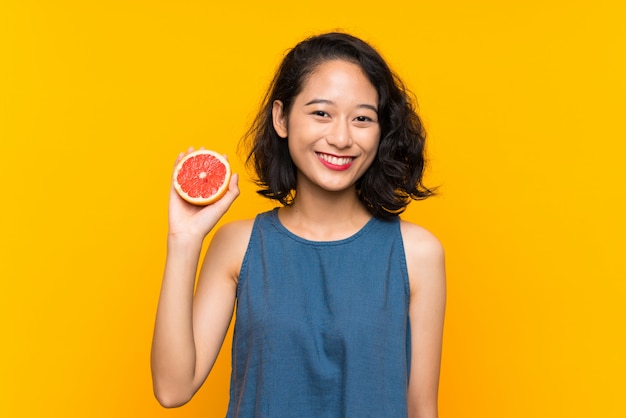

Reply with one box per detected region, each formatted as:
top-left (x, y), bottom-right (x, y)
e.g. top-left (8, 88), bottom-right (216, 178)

top-left (2, 1), bottom-right (624, 417)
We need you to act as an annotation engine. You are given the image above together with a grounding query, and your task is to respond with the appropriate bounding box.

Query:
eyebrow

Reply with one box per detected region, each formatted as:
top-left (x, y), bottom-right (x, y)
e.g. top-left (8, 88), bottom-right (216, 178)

top-left (304, 99), bottom-right (378, 113)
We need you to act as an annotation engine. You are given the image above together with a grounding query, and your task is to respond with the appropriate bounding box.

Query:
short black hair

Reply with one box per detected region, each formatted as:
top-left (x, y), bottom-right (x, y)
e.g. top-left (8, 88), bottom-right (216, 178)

top-left (242, 32), bottom-right (435, 218)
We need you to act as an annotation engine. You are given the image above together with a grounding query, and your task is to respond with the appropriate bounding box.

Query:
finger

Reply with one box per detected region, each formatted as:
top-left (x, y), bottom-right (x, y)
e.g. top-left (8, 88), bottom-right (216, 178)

top-left (174, 151), bottom-right (185, 167)
top-left (229, 172), bottom-right (239, 190)
top-left (173, 146), bottom-right (198, 170)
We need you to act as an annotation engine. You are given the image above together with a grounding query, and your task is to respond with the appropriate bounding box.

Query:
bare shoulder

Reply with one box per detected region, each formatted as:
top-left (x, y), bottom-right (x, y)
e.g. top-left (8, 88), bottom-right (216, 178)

top-left (203, 218), bottom-right (255, 284)
top-left (399, 220), bottom-right (445, 260)
top-left (211, 218), bottom-right (255, 246)
top-left (399, 220), bottom-right (446, 295)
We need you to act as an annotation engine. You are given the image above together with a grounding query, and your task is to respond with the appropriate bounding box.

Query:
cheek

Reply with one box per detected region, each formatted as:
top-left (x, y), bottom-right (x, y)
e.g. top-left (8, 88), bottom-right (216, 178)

top-left (368, 134), bottom-right (381, 164)
top-left (358, 129), bottom-right (381, 152)
top-left (287, 115), bottom-right (320, 140)
top-left (360, 134), bottom-right (380, 169)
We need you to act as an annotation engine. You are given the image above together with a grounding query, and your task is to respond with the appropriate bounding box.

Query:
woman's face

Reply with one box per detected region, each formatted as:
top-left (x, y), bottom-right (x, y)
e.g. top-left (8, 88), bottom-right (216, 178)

top-left (272, 59), bottom-right (380, 194)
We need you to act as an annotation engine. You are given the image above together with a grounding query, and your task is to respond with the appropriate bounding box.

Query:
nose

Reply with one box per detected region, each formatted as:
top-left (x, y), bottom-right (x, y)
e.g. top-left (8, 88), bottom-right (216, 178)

top-left (326, 120), bottom-right (352, 149)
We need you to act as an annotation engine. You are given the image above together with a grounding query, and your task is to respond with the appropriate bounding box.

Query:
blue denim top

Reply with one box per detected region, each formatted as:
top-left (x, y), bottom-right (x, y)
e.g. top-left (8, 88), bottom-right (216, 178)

top-left (227, 209), bottom-right (411, 417)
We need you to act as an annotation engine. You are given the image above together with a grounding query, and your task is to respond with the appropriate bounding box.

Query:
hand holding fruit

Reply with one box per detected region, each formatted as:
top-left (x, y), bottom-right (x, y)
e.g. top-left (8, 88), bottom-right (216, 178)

top-left (168, 148), bottom-right (239, 240)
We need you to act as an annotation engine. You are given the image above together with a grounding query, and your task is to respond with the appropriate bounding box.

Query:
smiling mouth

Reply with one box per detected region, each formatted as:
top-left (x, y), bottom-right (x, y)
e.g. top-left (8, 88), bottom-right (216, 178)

top-left (317, 153), bottom-right (354, 167)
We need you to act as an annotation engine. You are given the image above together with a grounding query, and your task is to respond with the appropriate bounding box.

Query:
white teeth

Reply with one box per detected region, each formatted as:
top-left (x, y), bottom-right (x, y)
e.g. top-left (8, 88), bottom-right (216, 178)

top-left (319, 153), bottom-right (353, 166)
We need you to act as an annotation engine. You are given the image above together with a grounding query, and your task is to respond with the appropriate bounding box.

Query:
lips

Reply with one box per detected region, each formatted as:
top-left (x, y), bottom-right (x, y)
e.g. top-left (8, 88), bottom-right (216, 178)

top-left (317, 152), bottom-right (354, 171)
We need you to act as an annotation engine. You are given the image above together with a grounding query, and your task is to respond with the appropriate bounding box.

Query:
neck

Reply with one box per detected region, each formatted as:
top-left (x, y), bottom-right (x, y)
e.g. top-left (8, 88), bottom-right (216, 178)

top-left (278, 186), bottom-right (373, 241)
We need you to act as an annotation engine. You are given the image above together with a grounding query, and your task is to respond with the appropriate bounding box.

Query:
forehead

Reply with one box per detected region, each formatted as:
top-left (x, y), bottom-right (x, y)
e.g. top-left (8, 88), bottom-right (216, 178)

top-left (297, 59), bottom-right (378, 103)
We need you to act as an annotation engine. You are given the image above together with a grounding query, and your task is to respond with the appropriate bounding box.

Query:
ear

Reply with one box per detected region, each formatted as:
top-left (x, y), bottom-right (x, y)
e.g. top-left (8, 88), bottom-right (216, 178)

top-left (272, 100), bottom-right (288, 138)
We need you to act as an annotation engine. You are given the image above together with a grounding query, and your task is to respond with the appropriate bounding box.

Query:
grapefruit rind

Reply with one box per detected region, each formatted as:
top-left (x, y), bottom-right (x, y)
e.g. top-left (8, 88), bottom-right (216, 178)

top-left (172, 150), bottom-right (231, 206)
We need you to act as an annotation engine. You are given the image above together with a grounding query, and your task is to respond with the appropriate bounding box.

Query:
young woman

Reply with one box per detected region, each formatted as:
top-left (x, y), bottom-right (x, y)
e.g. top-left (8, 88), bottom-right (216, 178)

top-left (151, 32), bottom-right (446, 418)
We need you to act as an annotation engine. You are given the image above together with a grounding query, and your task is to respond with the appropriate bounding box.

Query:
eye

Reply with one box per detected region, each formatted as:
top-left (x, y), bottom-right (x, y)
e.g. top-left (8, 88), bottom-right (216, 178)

top-left (353, 115), bottom-right (378, 126)
top-left (312, 110), bottom-right (329, 118)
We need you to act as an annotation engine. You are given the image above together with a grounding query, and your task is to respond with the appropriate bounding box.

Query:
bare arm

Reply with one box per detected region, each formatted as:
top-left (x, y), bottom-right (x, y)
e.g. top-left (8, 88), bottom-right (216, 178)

top-left (150, 151), bottom-right (244, 407)
top-left (401, 221), bottom-right (447, 418)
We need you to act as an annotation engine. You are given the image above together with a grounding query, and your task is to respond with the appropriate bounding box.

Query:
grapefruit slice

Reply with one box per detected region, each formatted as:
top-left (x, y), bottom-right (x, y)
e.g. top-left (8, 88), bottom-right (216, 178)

top-left (173, 149), bottom-right (231, 205)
